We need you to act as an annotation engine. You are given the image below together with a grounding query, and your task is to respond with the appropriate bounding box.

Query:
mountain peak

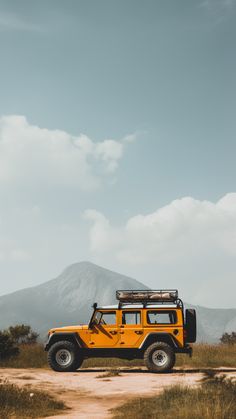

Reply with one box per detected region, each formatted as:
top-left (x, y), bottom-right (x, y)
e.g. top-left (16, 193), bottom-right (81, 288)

top-left (61, 260), bottom-right (97, 274)
top-left (60, 261), bottom-right (136, 283)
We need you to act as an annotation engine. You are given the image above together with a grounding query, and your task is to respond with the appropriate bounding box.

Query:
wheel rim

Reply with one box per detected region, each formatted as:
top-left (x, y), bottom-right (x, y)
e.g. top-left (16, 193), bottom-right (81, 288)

top-left (55, 349), bottom-right (72, 367)
top-left (152, 349), bottom-right (168, 367)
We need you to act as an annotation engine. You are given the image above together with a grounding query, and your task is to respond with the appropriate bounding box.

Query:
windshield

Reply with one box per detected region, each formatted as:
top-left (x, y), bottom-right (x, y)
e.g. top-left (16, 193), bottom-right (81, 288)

top-left (93, 311), bottom-right (103, 325)
top-left (91, 311), bottom-right (116, 326)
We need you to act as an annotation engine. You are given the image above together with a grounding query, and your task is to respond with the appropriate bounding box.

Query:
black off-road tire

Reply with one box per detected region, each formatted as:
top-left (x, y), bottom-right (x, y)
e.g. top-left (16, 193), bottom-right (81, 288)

top-left (47, 340), bottom-right (83, 372)
top-left (144, 342), bottom-right (175, 373)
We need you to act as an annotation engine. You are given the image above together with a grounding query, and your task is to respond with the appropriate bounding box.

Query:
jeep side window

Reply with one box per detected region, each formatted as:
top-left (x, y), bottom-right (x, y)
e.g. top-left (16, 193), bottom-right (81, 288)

top-left (100, 311), bottom-right (116, 325)
top-left (122, 311), bottom-right (141, 325)
top-left (147, 310), bottom-right (177, 324)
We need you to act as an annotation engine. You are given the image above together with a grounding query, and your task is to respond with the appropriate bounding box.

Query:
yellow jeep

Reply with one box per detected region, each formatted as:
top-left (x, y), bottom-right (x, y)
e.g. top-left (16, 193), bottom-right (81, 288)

top-left (45, 290), bottom-right (196, 373)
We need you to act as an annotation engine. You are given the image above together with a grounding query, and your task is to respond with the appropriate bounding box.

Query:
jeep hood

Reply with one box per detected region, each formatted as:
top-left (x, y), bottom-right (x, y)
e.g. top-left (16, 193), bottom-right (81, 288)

top-left (49, 325), bottom-right (88, 333)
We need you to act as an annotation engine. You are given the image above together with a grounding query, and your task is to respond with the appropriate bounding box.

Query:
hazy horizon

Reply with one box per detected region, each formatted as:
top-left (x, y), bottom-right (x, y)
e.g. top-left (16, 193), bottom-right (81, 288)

top-left (0, 260), bottom-right (235, 311)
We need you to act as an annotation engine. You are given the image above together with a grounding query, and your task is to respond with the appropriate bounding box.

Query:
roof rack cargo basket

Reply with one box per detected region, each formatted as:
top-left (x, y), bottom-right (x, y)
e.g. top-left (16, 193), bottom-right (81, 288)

top-left (116, 289), bottom-right (178, 304)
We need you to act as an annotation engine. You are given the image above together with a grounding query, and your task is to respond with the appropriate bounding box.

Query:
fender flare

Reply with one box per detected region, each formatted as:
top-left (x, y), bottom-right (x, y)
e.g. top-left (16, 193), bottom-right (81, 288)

top-left (139, 333), bottom-right (178, 350)
top-left (44, 332), bottom-right (83, 351)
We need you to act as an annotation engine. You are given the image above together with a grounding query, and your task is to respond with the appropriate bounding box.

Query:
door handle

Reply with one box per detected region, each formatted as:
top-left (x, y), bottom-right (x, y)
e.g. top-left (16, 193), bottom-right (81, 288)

top-left (110, 330), bottom-right (117, 335)
top-left (134, 331), bottom-right (143, 335)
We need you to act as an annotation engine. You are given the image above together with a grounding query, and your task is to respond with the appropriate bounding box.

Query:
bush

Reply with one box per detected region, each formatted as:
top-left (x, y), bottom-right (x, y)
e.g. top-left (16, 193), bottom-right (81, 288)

top-left (0, 324), bottom-right (39, 363)
top-left (220, 332), bottom-right (236, 345)
top-left (8, 324), bottom-right (39, 345)
top-left (0, 331), bottom-right (19, 360)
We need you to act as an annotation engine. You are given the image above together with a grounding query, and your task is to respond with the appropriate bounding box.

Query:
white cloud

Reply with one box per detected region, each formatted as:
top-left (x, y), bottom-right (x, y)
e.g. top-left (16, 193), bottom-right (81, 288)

top-left (84, 209), bottom-right (122, 251)
top-left (85, 194), bottom-right (236, 307)
top-left (94, 140), bottom-right (123, 173)
top-left (85, 195), bottom-right (236, 261)
top-left (0, 115), bottom-right (136, 191)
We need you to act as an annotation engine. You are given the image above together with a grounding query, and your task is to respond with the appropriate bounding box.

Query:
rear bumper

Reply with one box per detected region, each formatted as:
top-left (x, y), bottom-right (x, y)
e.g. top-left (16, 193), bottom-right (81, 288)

top-left (175, 346), bottom-right (192, 356)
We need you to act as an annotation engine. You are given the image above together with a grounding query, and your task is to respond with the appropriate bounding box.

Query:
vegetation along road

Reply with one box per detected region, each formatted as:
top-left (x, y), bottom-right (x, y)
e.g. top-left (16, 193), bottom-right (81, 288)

top-left (1, 367), bottom-right (236, 418)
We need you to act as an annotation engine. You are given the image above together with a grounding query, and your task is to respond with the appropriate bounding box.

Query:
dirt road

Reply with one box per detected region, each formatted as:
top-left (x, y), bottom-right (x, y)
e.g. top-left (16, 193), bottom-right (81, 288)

top-left (1, 367), bottom-right (236, 419)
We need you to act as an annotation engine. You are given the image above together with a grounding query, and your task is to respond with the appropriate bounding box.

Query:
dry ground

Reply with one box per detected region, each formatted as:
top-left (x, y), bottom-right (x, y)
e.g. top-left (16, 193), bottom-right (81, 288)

top-left (1, 367), bottom-right (236, 419)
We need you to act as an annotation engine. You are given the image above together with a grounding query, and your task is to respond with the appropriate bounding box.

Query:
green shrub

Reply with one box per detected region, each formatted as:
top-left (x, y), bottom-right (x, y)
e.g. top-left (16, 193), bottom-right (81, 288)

top-left (0, 331), bottom-right (19, 360)
top-left (220, 332), bottom-right (236, 345)
top-left (8, 324), bottom-right (39, 345)
top-left (0, 324), bottom-right (40, 365)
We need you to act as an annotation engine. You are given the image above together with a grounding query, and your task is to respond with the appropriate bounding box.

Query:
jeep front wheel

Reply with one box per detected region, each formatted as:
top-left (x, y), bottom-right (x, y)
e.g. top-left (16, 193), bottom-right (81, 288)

top-left (47, 341), bottom-right (83, 372)
top-left (144, 342), bottom-right (175, 373)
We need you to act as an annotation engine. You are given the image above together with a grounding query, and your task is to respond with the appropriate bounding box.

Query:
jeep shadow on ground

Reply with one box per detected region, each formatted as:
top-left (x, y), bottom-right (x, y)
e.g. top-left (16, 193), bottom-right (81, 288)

top-left (75, 367), bottom-right (236, 374)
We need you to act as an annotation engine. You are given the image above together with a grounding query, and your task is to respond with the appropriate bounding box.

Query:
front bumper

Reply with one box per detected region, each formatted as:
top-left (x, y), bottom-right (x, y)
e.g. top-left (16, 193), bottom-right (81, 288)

top-left (44, 336), bottom-right (50, 351)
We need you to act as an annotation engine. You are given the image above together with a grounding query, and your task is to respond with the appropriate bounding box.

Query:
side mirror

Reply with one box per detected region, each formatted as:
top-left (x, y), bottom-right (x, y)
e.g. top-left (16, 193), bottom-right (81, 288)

top-left (88, 303), bottom-right (98, 329)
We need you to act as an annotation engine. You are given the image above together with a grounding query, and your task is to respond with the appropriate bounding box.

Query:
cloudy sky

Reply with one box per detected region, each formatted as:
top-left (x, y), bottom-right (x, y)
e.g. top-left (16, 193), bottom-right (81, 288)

top-left (0, 0), bottom-right (236, 308)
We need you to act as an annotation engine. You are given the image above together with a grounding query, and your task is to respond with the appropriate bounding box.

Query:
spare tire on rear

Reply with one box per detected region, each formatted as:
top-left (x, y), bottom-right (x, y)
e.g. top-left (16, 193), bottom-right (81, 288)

top-left (185, 309), bottom-right (197, 343)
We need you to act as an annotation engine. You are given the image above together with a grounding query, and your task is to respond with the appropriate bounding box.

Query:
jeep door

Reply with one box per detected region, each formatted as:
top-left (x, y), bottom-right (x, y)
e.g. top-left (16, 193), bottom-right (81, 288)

top-left (88, 311), bottom-right (119, 348)
top-left (119, 310), bottom-right (143, 347)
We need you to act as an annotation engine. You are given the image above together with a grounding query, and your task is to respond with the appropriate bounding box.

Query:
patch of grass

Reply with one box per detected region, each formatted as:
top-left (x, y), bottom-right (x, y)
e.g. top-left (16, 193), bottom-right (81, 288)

top-left (176, 343), bottom-right (236, 368)
top-left (0, 380), bottom-right (67, 418)
top-left (0, 344), bottom-right (47, 368)
top-left (111, 376), bottom-right (236, 419)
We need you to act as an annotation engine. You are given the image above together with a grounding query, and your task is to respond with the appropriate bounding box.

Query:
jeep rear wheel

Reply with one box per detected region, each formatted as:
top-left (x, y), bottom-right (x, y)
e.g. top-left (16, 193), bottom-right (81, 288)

top-left (144, 342), bottom-right (175, 373)
top-left (48, 341), bottom-right (83, 372)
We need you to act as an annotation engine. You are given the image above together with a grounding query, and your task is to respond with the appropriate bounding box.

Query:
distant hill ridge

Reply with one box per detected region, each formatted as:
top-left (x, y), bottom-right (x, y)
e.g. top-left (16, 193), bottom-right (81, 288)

top-left (0, 261), bottom-right (235, 342)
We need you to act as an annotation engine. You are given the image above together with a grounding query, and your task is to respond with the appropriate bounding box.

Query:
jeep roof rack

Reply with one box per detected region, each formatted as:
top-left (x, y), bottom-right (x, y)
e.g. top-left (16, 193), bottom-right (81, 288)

top-left (116, 289), bottom-right (183, 308)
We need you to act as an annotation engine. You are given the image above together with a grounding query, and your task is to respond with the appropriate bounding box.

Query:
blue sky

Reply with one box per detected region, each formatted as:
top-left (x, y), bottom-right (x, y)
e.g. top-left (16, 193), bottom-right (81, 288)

top-left (0, 0), bottom-right (235, 307)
